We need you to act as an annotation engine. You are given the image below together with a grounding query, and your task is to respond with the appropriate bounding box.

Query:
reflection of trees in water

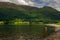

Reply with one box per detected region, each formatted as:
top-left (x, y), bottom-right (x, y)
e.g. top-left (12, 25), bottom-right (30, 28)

top-left (0, 25), bottom-right (55, 40)
top-left (45, 26), bottom-right (55, 35)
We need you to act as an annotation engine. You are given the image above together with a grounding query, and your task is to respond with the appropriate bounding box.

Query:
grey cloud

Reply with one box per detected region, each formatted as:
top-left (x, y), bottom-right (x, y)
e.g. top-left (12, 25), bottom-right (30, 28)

top-left (0, 0), bottom-right (9, 2)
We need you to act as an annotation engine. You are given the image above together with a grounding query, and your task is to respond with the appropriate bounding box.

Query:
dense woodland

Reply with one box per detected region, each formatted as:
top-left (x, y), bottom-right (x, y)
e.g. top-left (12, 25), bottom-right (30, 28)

top-left (0, 4), bottom-right (60, 24)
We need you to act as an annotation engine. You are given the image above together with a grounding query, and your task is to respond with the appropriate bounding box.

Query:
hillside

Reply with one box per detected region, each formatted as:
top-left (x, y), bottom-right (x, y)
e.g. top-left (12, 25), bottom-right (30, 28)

top-left (0, 2), bottom-right (60, 24)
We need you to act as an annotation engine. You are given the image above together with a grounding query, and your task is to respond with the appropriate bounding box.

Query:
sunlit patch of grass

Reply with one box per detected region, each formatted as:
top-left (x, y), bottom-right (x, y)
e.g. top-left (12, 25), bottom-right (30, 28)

top-left (56, 22), bottom-right (60, 25)
top-left (0, 21), bottom-right (4, 25)
top-left (13, 22), bottom-right (29, 25)
top-left (55, 21), bottom-right (60, 25)
top-left (11, 21), bottom-right (44, 25)
top-left (10, 19), bottom-right (29, 25)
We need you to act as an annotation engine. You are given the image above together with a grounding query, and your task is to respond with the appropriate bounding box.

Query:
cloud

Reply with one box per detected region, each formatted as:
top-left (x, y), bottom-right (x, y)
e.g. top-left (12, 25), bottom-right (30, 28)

top-left (0, 0), bottom-right (9, 2)
top-left (47, 0), bottom-right (60, 11)
top-left (17, 0), bottom-right (29, 5)
top-left (25, 0), bottom-right (60, 11)
top-left (18, 0), bottom-right (35, 6)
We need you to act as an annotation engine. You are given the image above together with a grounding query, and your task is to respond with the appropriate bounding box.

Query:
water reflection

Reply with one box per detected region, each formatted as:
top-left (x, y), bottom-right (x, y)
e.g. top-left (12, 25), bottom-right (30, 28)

top-left (0, 25), bottom-right (55, 40)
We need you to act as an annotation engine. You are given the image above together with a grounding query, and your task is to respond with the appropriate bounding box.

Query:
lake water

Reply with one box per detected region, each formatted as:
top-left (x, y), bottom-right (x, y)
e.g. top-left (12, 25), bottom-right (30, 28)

top-left (0, 25), bottom-right (55, 40)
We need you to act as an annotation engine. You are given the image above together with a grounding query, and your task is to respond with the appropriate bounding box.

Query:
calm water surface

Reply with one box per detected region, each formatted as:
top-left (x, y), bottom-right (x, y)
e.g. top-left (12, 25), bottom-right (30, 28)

top-left (0, 25), bottom-right (55, 40)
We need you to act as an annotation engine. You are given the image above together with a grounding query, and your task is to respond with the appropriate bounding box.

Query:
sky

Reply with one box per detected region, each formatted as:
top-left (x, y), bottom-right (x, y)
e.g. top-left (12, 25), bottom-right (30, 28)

top-left (0, 0), bottom-right (60, 11)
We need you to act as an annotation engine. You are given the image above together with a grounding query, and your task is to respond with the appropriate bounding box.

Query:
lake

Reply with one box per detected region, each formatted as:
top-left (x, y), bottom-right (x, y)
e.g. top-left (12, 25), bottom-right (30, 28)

top-left (0, 25), bottom-right (55, 40)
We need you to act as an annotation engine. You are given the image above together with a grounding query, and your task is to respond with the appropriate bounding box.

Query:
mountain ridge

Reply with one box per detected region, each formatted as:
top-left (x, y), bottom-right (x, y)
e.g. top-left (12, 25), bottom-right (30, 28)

top-left (0, 2), bottom-right (58, 11)
top-left (0, 2), bottom-right (37, 9)
top-left (0, 2), bottom-right (60, 23)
